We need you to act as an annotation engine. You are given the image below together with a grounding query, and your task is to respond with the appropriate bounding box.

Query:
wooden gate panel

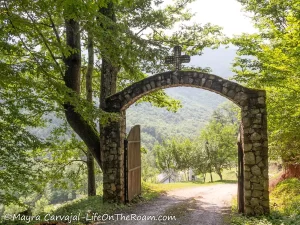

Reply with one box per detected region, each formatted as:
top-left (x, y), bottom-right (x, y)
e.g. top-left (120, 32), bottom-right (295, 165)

top-left (125, 125), bottom-right (141, 202)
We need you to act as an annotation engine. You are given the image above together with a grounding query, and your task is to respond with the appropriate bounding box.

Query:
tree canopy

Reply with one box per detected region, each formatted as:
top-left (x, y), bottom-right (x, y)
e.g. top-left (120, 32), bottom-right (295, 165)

top-left (233, 0), bottom-right (300, 165)
top-left (0, 0), bottom-right (225, 205)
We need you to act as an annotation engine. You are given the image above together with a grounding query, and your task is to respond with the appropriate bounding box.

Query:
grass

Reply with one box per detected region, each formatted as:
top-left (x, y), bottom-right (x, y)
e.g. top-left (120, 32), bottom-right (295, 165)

top-left (142, 179), bottom-right (236, 201)
top-left (231, 178), bottom-right (300, 225)
top-left (1, 179), bottom-right (236, 225)
top-left (202, 169), bottom-right (238, 183)
top-left (1, 196), bottom-right (126, 225)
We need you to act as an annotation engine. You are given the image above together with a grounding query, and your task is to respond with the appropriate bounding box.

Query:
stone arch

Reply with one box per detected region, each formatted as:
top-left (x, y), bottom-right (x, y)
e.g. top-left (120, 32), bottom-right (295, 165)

top-left (101, 71), bottom-right (269, 216)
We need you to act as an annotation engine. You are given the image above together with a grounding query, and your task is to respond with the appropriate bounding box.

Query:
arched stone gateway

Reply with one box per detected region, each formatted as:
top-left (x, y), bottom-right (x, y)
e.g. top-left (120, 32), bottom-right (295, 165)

top-left (101, 71), bottom-right (269, 216)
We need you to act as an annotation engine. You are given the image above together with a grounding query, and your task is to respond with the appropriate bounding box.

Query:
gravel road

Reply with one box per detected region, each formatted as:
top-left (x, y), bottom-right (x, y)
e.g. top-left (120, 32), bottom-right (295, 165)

top-left (99, 183), bottom-right (237, 225)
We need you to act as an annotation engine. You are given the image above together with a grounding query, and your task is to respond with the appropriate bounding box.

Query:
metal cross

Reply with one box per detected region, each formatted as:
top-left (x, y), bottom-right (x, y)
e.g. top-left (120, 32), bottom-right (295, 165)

top-left (165, 46), bottom-right (190, 71)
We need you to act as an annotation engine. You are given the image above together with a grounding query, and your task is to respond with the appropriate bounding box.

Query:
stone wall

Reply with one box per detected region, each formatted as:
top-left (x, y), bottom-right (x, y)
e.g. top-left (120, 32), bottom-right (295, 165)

top-left (103, 71), bottom-right (269, 215)
top-left (101, 111), bottom-right (126, 203)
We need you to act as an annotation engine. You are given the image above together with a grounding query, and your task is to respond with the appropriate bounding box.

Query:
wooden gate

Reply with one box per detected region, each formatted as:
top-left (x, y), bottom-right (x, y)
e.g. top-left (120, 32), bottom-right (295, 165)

top-left (237, 125), bottom-right (244, 213)
top-left (124, 125), bottom-right (141, 202)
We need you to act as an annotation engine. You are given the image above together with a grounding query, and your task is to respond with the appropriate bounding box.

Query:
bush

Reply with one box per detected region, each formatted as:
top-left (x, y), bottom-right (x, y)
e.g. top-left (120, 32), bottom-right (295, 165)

top-left (231, 178), bottom-right (300, 225)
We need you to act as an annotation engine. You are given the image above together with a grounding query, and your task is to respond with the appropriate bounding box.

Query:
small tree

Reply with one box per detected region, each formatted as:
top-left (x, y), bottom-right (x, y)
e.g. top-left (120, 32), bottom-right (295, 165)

top-left (154, 141), bottom-right (176, 183)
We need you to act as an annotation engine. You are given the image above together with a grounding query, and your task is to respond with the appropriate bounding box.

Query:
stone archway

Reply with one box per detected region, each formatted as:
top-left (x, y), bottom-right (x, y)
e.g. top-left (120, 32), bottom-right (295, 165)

top-left (101, 71), bottom-right (269, 216)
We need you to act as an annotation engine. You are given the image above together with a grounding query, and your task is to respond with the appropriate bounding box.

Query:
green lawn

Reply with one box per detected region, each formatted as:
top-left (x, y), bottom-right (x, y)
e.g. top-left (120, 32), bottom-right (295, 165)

top-left (201, 168), bottom-right (238, 183)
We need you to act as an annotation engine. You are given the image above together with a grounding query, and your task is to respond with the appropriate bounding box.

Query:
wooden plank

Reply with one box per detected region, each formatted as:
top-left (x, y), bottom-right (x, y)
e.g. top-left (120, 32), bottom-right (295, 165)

top-left (126, 125), bottom-right (141, 202)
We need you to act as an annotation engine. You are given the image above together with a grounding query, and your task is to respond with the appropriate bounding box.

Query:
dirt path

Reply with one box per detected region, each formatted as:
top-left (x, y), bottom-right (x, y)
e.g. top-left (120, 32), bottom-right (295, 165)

top-left (99, 183), bottom-right (237, 225)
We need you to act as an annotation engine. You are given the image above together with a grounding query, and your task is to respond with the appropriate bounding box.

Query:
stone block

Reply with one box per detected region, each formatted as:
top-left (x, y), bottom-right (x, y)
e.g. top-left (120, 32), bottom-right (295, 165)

top-left (171, 76), bottom-right (179, 84)
top-left (245, 152), bottom-right (256, 165)
top-left (223, 82), bottom-right (231, 88)
top-left (209, 75), bottom-right (215, 80)
top-left (234, 92), bottom-right (248, 102)
top-left (250, 197), bottom-right (260, 206)
top-left (254, 206), bottom-right (264, 215)
top-left (193, 78), bottom-right (201, 85)
top-left (253, 183), bottom-right (264, 191)
top-left (250, 176), bottom-right (260, 183)
top-left (258, 161), bottom-right (265, 168)
top-left (263, 169), bottom-right (268, 178)
top-left (261, 201), bottom-right (269, 207)
top-left (205, 80), bottom-right (212, 88)
top-left (183, 76), bottom-right (189, 83)
top-left (244, 171), bottom-right (251, 179)
top-left (222, 87), bottom-right (228, 95)
top-left (250, 109), bottom-right (260, 114)
top-left (256, 156), bottom-right (262, 163)
top-left (227, 89), bottom-right (236, 98)
top-left (258, 97), bottom-right (265, 104)
top-left (245, 190), bottom-right (252, 198)
top-left (251, 165), bottom-right (261, 176)
top-left (245, 181), bottom-right (251, 189)
top-left (212, 83), bottom-right (222, 92)
top-left (242, 117), bottom-right (251, 127)
top-left (244, 143), bottom-right (252, 152)
top-left (251, 132), bottom-right (262, 141)
top-left (244, 207), bottom-right (254, 215)
top-left (109, 174), bottom-right (115, 180)
top-left (236, 86), bottom-right (242, 92)
top-left (244, 165), bottom-right (251, 172)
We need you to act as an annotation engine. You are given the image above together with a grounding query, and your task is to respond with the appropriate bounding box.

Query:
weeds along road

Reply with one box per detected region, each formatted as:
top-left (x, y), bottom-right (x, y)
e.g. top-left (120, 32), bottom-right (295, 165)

top-left (100, 183), bottom-right (237, 225)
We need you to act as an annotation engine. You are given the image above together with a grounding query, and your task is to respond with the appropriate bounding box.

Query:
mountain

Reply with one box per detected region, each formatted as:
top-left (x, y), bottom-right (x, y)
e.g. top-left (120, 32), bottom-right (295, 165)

top-left (126, 47), bottom-right (237, 150)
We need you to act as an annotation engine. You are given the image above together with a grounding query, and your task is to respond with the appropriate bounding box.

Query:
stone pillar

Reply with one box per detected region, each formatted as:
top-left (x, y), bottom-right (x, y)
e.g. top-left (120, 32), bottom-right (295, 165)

top-left (102, 111), bottom-right (126, 203)
top-left (242, 90), bottom-right (270, 215)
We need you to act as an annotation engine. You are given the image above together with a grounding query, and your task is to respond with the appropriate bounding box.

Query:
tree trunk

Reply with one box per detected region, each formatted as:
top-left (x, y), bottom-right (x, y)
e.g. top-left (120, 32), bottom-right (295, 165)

top-left (63, 19), bottom-right (101, 168)
top-left (210, 166), bottom-right (213, 183)
top-left (217, 171), bottom-right (223, 181)
top-left (86, 32), bottom-right (96, 196)
top-left (99, 2), bottom-right (118, 110)
top-left (87, 151), bottom-right (96, 196)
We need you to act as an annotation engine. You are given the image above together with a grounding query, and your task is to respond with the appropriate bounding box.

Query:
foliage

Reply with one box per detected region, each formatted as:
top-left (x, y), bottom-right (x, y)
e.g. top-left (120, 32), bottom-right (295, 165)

top-left (154, 136), bottom-right (194, 179)
top-left (154, 138), bottom-right (177, 175)
top-left (152, 102), bottom-right (239, 182)
top-left (141, 148), bottom-right (159, 183)
top-left (192, 102), bottom-right (239, 181)
top-left (231, 178), bottom-right (300, 225)
top-left (232, 0), bottom-right (300, 164)
top-left (0, 0), bottom-right (225, 205)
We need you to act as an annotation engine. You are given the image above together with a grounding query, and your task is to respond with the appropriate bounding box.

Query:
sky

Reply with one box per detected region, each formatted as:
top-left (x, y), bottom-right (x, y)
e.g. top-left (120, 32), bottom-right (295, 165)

top-left (184, 0), bottom-right (256, 36)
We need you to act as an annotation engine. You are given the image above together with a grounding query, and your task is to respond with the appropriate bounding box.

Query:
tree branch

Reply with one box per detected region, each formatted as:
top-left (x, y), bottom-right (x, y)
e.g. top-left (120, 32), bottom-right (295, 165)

top-left (64, 18), bottom-right (102, 168)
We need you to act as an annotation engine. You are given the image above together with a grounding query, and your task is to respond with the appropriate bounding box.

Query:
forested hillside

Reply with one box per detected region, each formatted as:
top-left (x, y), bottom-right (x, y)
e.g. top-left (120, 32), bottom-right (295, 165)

top-left (127, 47), bottom-right (237, 150)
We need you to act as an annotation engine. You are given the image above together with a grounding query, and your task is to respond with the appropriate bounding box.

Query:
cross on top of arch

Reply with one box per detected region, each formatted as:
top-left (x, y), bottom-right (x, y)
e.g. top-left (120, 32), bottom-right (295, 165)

top-left (165, 46), bottom-right (190, 71)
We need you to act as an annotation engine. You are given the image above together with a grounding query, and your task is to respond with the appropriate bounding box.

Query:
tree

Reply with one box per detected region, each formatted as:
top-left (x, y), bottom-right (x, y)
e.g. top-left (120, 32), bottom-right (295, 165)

top-left (0, 0), bottom-right (225, 203)
top-left (170, 137), bottom-right (193, 180)
top-left (154, 140), bottom-right (177, 182)
top-left (154, 137), bottom-right (194, 182)
top-left (141, 147), bottom-right (159, 183)
top-left (232, 0), bottom-right (300, 179)
top-left (193, 103), bottom-right (239, 181)
top-left (0, 0), bottom-right (224, 163)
